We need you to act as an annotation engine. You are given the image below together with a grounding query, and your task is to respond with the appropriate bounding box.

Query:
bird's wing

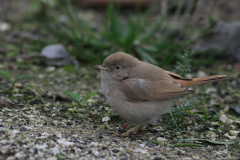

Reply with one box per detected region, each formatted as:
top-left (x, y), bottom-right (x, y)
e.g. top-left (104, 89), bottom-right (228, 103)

top-left (165, 71), bottom-right (192, 80)
top-left (120, 77), bottom-right (195, 101)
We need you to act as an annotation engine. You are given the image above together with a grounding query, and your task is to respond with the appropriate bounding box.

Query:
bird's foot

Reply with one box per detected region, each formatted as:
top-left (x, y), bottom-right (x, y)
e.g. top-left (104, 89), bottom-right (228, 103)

top-left (121, 121), bottom-right (149, 137)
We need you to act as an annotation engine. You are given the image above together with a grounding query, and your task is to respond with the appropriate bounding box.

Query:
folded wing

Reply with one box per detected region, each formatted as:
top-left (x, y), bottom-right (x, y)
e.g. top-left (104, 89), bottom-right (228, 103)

top-left (120, 77), bottom-right (195, 101)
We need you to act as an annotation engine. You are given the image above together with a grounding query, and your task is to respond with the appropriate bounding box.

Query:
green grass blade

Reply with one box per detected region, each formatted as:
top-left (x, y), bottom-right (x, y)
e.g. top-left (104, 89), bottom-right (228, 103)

top-left (15, 75), bottom-right (36, 82)
top-left (148, 140), bottom-right (203, 147)
top-left (173, 139), bottom-right (235, 145)
top-left (0, 70), bottom-right (11, 80)
top-left (0, 85), bottom-right (9, 92)
top-left (138, 15), bottom-right (165, 42)
top-left (82, 91), bottom-right (97, 106)
top-left (62, 91), bottom-right (82, 106)
top-left (135, 47), bottom-right (158, 64)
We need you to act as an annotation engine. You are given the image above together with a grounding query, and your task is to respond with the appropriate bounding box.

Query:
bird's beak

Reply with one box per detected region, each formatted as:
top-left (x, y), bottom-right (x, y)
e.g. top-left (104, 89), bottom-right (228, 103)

top-left (94, 65), bottom-right (108, 70)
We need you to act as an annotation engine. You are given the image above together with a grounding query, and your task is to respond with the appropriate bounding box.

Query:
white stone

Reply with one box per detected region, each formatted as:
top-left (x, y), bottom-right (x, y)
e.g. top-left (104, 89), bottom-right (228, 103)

top-left (46, 156), bottom-right (58, 160)
top-left (57, 138), bottom-right (74, 147)
top-left (24, 126), bottom-right (32, 130)
top-left (55, 132), bottom-right (62, 138)
top-left (41, 132), bottom-right (50, 138)
top-left (229, 130), bottom-right (239, 136)
top-left (46, 66), bottom-right (56, 72)
top-left (157, 137), bottom-right (168, 142)
top-left (135, 148), bottom-right (148, 154)
top-left (206, 88), bottom-right (217, 94)
top-left (51, 146), bottom-right (60, 155)
top-left (102, 117), bottom-right (110, 122)
top-left (197, 70), bottom-right (207, 77)
top-left (218, 114), bottom-right (234, 124)
top-left (206, 131), bottom-right (217, 140)
top-left (211, 122), bottom-right (218, 125)
top-left (90, 142), bottom-right (99, 146)
top-left (139, 143), bottom-right (145, 148)
top-left (94, 151), bottom-right (100, 156)
top-left (12, 130), bottom-right (20, 134)
top-left (224, 133), bottom-right (237, 140)
top-left (0, 22), bottom-right (11, 32)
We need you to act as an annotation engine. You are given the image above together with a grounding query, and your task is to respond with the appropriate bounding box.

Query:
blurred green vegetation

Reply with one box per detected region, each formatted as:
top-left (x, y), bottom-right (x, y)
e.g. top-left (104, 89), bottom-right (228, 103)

top-left (43, 0), bottom-right (202, 66)
top-left (1, 0), bottom-right (223, 68)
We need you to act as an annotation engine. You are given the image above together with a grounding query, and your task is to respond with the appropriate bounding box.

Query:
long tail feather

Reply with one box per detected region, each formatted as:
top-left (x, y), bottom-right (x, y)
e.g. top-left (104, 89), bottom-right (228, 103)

top-left (175, 75), bottom-right (227, 87)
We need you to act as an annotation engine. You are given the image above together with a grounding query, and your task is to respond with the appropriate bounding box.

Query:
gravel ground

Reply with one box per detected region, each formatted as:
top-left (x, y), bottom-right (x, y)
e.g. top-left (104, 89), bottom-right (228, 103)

top-left (1, 1), bottom-right (240, 159)
top-left (0, 61), bottom-right (240, 160)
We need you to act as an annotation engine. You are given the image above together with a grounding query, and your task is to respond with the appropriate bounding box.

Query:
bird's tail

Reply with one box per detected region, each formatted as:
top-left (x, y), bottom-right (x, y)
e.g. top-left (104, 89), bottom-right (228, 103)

top-left (176, 75), bottom-right (227, 87)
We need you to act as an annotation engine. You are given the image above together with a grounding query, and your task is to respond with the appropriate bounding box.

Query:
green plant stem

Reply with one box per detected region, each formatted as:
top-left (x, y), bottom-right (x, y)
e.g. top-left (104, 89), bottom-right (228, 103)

top-left (170, 111), bottom-right (181, 132)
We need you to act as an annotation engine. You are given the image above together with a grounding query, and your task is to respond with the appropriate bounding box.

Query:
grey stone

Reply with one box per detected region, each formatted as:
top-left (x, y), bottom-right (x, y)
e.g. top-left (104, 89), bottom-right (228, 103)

top-left (40, 44), bottom-right (79, 66)
top-left (191, 20), bottom-right (240, 62)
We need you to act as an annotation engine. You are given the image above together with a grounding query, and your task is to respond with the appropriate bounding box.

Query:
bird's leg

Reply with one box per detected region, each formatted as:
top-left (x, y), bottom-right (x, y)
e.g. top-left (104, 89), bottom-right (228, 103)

top-left (121, 120), bottom-right (149, 137)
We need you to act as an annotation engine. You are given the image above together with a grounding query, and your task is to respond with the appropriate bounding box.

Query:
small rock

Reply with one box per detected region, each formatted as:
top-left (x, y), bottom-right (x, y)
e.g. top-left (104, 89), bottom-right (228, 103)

top-left (40, 132), bottom-right (50, 138)
top-left (55, 95), bottom-right (71, 102)
top-left (19, 127), bottom-right (27, 131)
top-left (230, 106), bottom-right (240, 115)
top-left (75, 119), bottom-right (82, 124)
top-left (206, 131), bottom-right (217, 140)
top-left (146, 141), bottom-right (153, 147)
top-left (14, 83), bottom-right (22, 88)
top-left (102, 117), bottom-right (110, 122)
top-left (210, 99), bottom-right (217, 106)
top-left (211, 122), bottom-right (218, 125)
top-left (186, 73), bottom-right (193, 79)
top-left (102, 146), bottom-right (108, 150)
top-left (59, 107), bottom-right (66, 112)
top-left (45, 66), bottom-right (56, 72)
top-left (218, 114), bottom-right (234, 124)
top-left (46, 156), bottom-right (58, 160)
top-left (12, 130), bottom-right (20, 134)
top-left (25, 126), bottom-right (32, 130)
top-left (224, 133), bottom-right (237, 140)
top-left (88, 150), bottom-right (92, 154)
top-left (191, 20), bottom-right (240, 62)
top-left (229, 130), bottom-right (239, 136)
top-left (15, 152), bottom-right (23, 158)
top-left (67, 122), bottom-right (73, 125)
top-left (206, 88), bottom-right (217, 94)
top-left (55, 132), bottom-right (62, 138)
top-left (157, 137), bottom-right (168, 142)
top-left (197, 70), bottom-right (207, 77)
top-left (57, 138), bottom-right (74, 147)
top-left (0, 22), bottom-right (11, 32)
top-left (94, 151), bottom-right (100, 157)
top-left (41, 44), bottom-right (76, 66)
top-left (222, 149), bottom-right (228, 154)
top-left (59, 15), bottom-right (69, 24)
top-left (112, 149), bottom-right (119, 153)
top-left (30, 99), bottom-right (44, 105)
top-left (173, 149), bottom-right (186, 155)
top-left (34, 148), bottom-right (38, 154)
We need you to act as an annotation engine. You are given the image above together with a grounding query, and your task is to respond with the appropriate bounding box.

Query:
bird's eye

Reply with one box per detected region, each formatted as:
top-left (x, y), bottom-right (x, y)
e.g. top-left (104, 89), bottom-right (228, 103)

top-left (115, 66), bottom-right (121, 70)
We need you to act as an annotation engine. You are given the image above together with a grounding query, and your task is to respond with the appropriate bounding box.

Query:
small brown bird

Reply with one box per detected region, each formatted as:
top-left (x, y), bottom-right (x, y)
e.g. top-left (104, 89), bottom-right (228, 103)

top-left (95, 52), bottom-right (227, 136)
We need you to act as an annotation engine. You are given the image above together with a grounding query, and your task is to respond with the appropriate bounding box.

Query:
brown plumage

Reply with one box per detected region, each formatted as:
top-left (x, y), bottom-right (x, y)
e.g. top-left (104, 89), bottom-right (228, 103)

top-left (166, 71), bottom-right (227, 87)
top-left (95, 52), bottom-right (227, 136)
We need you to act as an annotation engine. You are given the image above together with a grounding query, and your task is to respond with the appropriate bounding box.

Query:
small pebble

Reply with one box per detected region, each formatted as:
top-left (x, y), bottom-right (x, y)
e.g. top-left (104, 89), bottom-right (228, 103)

top-left (0, 22), bottom-right (11, 32)
top-left (219, 114), bottom-right (234, 124)
top-left (146, 141), bottom-right (153, 147)
top-left (102, 117), bottom-right (110, 122)
top-left (67, 122), bottom-right (73, 125)
top-left (157, 137), bottom-right (168, 142)
top-left (229, 130), bottom-right (239, 136)
top-left (19, 127), bottom-right (27, 131)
